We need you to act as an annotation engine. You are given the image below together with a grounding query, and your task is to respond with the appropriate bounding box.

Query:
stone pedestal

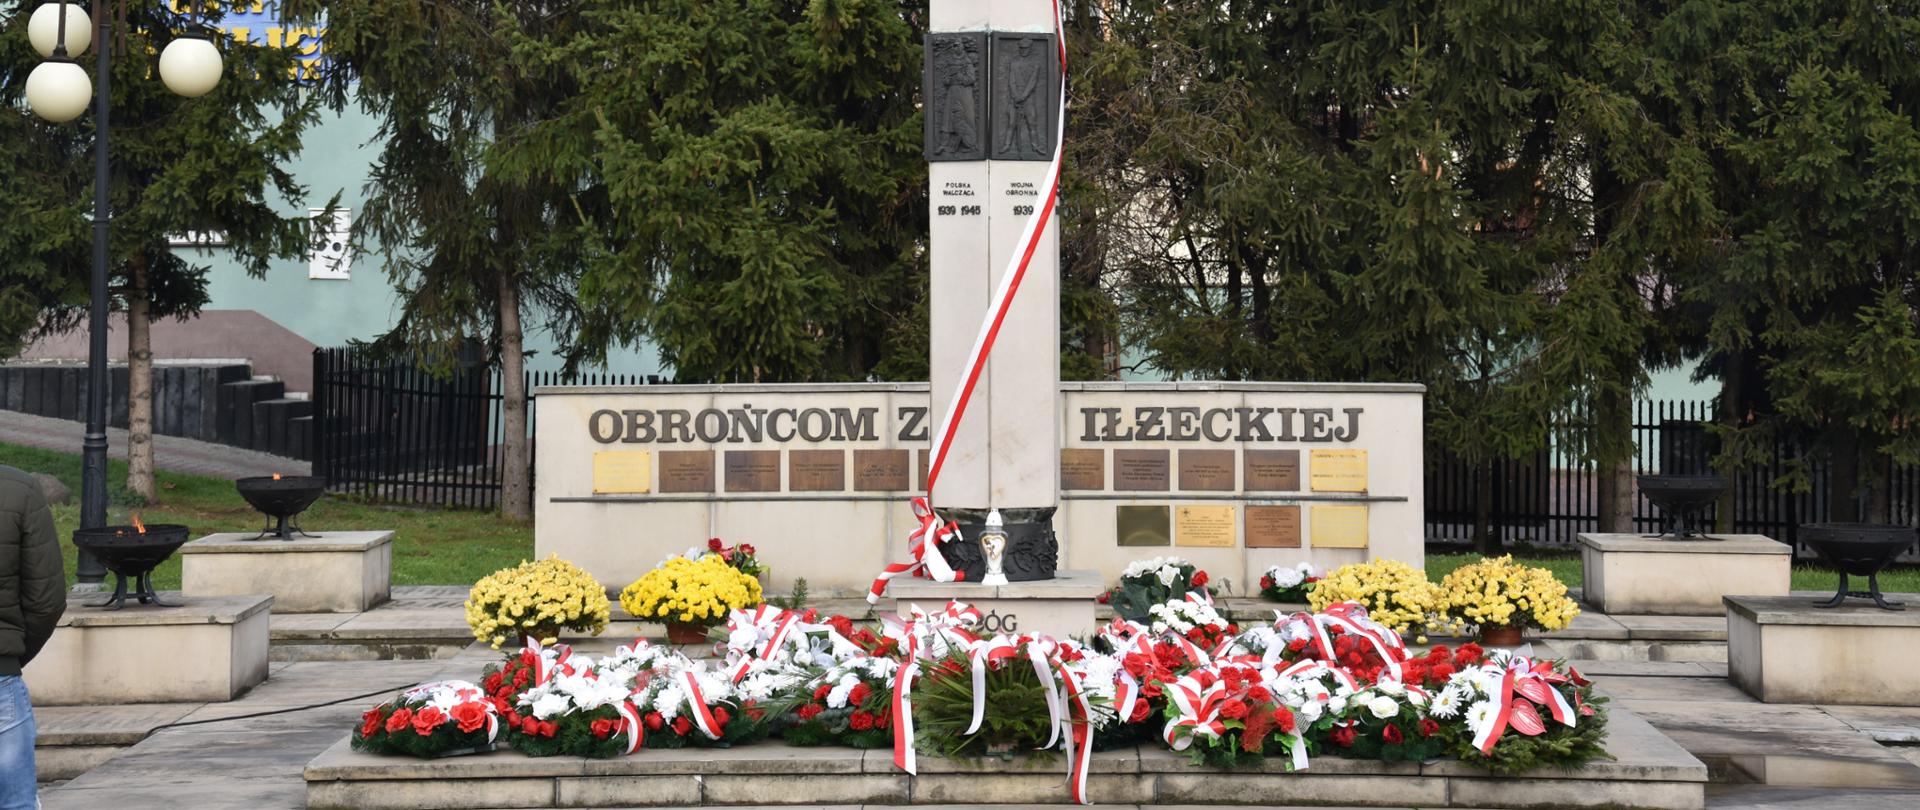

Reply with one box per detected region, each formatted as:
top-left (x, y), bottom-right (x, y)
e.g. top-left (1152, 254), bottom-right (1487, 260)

top-left (1726, 595), bottom-right (1920, 705)
top-left (182, 530), bottom-right (393, 613)
top-left (25, 594), bottom-right (272, 705)
top-left (892, 570), bottom-right (1101, 638)
top-left (1578, 533), bottom-right (1790, 615)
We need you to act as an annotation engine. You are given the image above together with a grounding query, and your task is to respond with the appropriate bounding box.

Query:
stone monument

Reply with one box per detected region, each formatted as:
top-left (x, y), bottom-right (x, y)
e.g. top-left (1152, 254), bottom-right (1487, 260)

top-left (925, 1), bottom-right (1064, 584)
top-left (529, 3), bottom-right (1427, 601)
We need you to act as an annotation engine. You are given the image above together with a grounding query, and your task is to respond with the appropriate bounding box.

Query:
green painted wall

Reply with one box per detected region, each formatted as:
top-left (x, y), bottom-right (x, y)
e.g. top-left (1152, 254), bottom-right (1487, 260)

top-left (183, 106), bottom-right (663, 378)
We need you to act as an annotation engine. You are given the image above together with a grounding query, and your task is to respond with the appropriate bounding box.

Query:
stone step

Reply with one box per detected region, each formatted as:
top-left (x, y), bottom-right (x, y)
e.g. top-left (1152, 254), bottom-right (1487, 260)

top-left (303, 706), bottom-right (1707, 810)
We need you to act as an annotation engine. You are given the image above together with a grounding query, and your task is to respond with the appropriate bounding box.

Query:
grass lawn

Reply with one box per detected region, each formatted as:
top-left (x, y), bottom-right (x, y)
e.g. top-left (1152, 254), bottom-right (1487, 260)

top-left (1426, 549), bottom-right (1920, 594)
top-left (0, 442), bottom-right (534, 589)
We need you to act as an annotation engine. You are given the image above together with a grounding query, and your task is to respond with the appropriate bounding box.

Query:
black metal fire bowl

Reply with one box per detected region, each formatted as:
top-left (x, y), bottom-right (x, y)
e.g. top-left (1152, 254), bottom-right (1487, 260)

top-left (72, 523), bottom-right (191, 609)
top-left (235, 475), bottom-right (325, 540)
top-left (1639, 474), bottom-right (1730, 540)
top-left (1801, 522), bottom-right (1917, 611)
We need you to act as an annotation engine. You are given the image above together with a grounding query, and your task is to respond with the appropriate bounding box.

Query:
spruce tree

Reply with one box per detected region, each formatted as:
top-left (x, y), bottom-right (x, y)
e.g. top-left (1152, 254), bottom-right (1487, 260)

top-left (295, 0), bottom-right (615, 519)
top-left (1, 4), bottom-right (325, 499)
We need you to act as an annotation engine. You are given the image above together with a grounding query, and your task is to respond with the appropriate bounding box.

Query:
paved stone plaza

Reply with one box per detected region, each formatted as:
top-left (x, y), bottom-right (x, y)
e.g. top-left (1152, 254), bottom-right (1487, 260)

top-left (27, 586), bottom-right (1920, 808)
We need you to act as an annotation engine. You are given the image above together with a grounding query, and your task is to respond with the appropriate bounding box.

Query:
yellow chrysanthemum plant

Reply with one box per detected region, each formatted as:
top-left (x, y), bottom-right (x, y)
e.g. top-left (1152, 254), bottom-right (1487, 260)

top-left (466, 555), bottom-right (612, 649)
top-left (1307, 558), bottom-right (1440, 637)
top-left (620, 553), bottom-right (764, 629)
top-left (1437, 555), bottom-right (1581, 633)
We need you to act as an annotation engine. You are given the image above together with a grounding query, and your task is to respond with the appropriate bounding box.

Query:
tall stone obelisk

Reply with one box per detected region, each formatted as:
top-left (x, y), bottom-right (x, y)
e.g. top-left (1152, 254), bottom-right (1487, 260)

top-left (926, 3), bottom-right (1060, 533)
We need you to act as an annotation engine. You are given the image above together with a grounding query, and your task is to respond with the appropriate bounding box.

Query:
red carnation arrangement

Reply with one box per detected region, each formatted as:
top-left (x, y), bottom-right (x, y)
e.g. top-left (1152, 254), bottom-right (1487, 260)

top-left (352, 680), bottom-right (500, 758)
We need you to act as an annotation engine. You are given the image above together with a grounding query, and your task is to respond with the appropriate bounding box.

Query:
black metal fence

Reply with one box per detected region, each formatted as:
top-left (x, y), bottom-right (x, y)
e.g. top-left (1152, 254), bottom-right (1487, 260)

top-left (310, 347), bottom-right (655, 509)
top-left (1426, 399), bottom-right (1920, 549)
top-left (312, 356), bottom-right (1919, 543)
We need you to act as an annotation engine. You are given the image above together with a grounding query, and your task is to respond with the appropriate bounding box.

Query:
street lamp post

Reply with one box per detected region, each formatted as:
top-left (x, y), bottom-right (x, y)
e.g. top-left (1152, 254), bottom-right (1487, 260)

top-left (26, 2), bottom-right (224, 583)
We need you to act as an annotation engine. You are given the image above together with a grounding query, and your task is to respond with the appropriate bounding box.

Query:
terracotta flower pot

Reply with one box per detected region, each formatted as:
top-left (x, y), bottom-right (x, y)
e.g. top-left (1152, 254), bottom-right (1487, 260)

top-left (518, 626), bottom-right (560, 648)
top-left (1479, 625), bottom-right (1523, 647)
top-left (666, 621), bottom-right (710, 645)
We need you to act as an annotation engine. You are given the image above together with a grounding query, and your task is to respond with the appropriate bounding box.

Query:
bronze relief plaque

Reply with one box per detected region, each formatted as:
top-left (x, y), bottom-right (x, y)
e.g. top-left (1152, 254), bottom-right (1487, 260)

top-left (658, 450), bottom-right (715, 493)
top-left (724, 450), bottom-right (781, 493)
top-left (1245, 505), bottom-right (1302, 548)
top-left (1060, 448), bottom-right (1105, 490)
top-left (1244, 449), bottom-right (1301, 492)
top-left (789, 449), bottom-right (847, 492)
top-left (854, 449), bottom-right (911, 492)
top-left (1178, 449), bottom-right (1236, 491)
top-left (1113, 449), bottom-right (1170, 491)
top-left (925, 32), bottom-right (989, 162)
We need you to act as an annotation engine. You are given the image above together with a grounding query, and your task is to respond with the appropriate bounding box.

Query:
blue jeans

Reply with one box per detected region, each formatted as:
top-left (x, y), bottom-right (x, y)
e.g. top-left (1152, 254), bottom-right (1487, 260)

top-left (0, 676), bottom-right (35, 809)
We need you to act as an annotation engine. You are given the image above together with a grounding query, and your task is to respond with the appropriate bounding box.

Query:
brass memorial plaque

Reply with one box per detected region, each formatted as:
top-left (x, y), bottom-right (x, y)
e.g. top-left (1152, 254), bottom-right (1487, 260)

top-left (592, 451), bottom-right (652, 494)
top-left (1310, 504), bottom-right (1370, 548)
top-left (1113, 449), bottom-right (1171, 491)
top-left (1060, 448), bottom-right (1105, 490)
top-left (1116, 504), bottom-right (1171, 547)
top-left (1175, 505), bottom-right (1237, 548)
top-left (853, 449), bottom-right (910, 491)
top-left (658, 450), bottom-right (715, 493)
top-left (1309, 449), bottom-right (1369, 493)
top-left (1245, 505), bottom-right (1302, 548)
top-left (1178, 449), bottom-right (1236, 491)
top-left (724, 450), bottom-right (781, 493)
top-left (1244, 449), bottom-right (1301, 491)
top-left (918, 449), bottom-right (930, 491)
top-left (789, 449), bottom-right (847, 492)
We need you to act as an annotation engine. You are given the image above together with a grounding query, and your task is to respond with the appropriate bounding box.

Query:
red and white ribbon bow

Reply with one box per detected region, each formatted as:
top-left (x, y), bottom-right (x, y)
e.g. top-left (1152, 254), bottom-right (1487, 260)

top-left (866, 497), bottom-right (966, 603)
top-left (523, 637), bottom-right (574, 687)
top-left (1472, 656), bottom-right (1577, 754)
top-left (1162, 674), bottom-right (1228, 750)
top-left (867, 0), bottom-right (1068, 604)
top-left (1286, 603), bottom-right (1406, 682)
top-left (724, 605), bottom-right (805, 682)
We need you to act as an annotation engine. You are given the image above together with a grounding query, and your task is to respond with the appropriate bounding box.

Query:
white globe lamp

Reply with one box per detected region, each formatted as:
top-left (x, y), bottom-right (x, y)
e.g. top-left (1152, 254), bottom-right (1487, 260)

top-left (27, 3), bottom-right (91, 59)
top-left (158, 35), bottom-right (223, 98)
top-left (25, 60), bottom-right (92, 123)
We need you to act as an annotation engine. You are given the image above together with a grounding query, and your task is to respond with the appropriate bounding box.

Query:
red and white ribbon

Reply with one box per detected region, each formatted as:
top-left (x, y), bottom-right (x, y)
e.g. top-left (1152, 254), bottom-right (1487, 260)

top-left (678, 670), bottom-right (726, 740)
top-left (963, 636), bottom-right (1020, 734)
top-left (523, 637), bottom-right (574, 687)
top-left (1162, 675), bottom-right (1227, 750)
top-left (1473, 657), bottom-right (1577, 754)
top-left (613, 700), bottom-right (645, 755)
top-left (868, 0), bottom-right (1068, 604)
top-left (892, 656), bottom-right (922, 773)
top-left (725, 605), bottom-right (804, 682)
top-left (1052, 656), bottom-right (1096, 805)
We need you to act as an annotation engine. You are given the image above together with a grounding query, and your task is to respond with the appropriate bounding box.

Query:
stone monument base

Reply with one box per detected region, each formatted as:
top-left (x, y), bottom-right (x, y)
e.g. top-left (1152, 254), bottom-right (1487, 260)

top-left (24, 594), bottom-right (272, 705)
top-left (1579, 533), bottom-right (1790, 615)
top-left (304, 705), bottom-right (1704, 809)
top-left (182, 530), bottom-right (393, 613)
top-left (891, 570), bottom-right (1102, 638)
top-left (1726, 595), bottom-right (1920, 705)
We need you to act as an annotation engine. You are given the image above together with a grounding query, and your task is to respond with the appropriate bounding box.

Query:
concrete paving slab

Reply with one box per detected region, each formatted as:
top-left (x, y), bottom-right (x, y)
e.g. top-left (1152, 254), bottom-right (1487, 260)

top-left (1540, 610), bottom-right (1633, 641)
top-left (1706, 784), bottom-right (1920, 809)
top-left (1820, 706), bottom-right (1920, 743)
top-left (1615, 615), bottom-right (1730, 641)
top-left (270, 612), bottom-right (354, 633)
top-left (1571, 660), bottom-right (1724, 678)
top-left (1593, 675), bottom-right (1756, 703)
top-left (1624, 700), bottom-right (1855, 733)
top-left (32, 702), bottom-right (203, 745)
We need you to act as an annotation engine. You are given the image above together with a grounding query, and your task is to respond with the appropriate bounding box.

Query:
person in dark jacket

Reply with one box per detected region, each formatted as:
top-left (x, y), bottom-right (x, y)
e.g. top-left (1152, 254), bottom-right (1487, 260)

top-left (0, 465), bottom-right (63, 808)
